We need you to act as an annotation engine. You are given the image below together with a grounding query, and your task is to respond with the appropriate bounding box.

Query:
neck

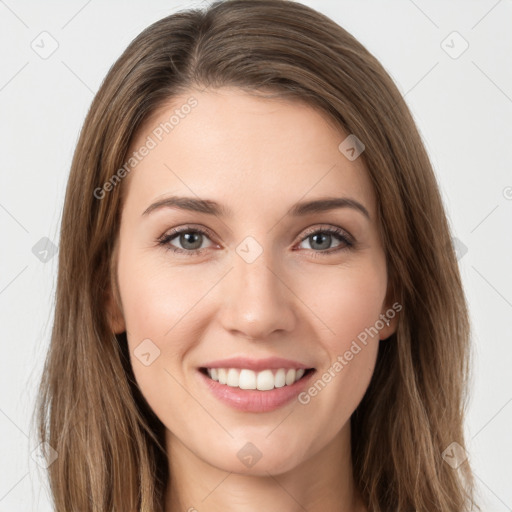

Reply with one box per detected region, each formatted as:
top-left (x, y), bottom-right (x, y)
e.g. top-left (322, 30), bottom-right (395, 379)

top-left (164, 422), bottom-right (366, 512)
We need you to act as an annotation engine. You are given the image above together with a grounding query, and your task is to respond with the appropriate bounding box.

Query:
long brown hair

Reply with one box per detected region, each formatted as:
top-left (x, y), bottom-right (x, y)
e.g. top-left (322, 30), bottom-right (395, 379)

top-left (34, 1), bottom-right (479, 510)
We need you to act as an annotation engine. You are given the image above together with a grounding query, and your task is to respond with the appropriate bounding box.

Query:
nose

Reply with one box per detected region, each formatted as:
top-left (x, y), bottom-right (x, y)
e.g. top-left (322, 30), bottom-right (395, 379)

top-left (217, 243), bottom-right (297, 341)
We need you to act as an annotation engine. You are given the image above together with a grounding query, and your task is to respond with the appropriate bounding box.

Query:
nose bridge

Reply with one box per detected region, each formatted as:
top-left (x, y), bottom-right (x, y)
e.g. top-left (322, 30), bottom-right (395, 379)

top-left (219, 236), bottom-right (296, 339)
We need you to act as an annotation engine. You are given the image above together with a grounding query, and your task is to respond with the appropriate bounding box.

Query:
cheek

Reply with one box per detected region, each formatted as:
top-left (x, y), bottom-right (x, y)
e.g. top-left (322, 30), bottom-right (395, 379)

top-left (117, 251), bottom-right (206, 420)
top-left (116, 245), bottom-right (198, 391)
top-left (117, 246), bottom-right (204, 341)
top-left (307, 260), bottom-right (387, 349)
top-left (294, 261), bottom-right (385, 419)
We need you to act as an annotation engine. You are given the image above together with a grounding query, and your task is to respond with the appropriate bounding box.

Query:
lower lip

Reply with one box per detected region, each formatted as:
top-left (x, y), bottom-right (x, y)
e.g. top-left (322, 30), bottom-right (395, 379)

top-left (197, 369), bottom-right (316, 412)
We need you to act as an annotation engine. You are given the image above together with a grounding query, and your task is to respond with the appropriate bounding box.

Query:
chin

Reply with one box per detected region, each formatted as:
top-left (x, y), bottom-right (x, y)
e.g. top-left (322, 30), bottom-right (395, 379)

top-left (215, 453), bottom-right (302, 477)
top-left (201, 435), bottom-right (309, 476)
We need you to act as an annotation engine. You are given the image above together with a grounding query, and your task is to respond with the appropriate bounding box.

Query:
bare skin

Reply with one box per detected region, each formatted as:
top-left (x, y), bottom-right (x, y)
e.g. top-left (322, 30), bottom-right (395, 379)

top-left (108, 87), bottom-right (397, 512)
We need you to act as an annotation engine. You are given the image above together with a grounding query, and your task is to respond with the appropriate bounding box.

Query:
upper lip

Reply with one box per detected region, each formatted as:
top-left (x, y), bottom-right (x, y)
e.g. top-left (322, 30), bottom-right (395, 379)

top-left (200, 357), bottom-right (314, 372)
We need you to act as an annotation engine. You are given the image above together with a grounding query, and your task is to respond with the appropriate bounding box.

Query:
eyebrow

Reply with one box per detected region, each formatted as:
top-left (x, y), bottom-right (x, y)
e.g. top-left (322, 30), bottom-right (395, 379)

top-left (142, 195), bottom-right (370, 220)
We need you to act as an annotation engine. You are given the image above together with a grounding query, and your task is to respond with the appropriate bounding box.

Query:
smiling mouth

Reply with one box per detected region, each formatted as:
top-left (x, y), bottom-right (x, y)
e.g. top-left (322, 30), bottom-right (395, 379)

top-left (199, 367), bottom-right (315, 391)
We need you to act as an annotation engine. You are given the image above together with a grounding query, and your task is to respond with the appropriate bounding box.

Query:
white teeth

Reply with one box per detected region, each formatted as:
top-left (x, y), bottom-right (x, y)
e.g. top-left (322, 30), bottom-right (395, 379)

top-left (218, 368), bottom-right (227, 384)
top-left (205, 367), bottom-right (308, 390)
top-left (256, 369), bottom-right (274, 391)
top-left (239, 369), bottom-right (256, 389)
top-left (285, 368), bottom-right (296, 385)
top-left (274, 368), bottom-right (286, 388)
top-left (226, 368), bottom-right (239, 387)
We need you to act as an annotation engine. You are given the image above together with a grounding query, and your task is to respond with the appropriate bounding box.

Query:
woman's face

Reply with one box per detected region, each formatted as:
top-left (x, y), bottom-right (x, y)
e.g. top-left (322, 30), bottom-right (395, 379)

top-left (110, 87), bottom-right (397, 475)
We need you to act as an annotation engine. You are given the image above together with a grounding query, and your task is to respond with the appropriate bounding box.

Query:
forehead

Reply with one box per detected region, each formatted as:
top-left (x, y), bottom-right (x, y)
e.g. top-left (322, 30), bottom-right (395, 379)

top-left (122, 87), bottom-right (376, 220)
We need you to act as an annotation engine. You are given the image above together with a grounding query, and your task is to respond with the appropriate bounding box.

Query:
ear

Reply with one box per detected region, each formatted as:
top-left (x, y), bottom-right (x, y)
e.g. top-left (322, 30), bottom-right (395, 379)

top-left (378, 280), bottom-right (401, 341)
top-left (378, 304), bottom-right (399, 341)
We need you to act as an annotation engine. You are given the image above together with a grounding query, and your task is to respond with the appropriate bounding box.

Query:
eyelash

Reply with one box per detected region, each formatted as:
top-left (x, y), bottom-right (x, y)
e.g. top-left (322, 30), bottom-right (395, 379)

top-left (156, 224), bottom-right (355, 258)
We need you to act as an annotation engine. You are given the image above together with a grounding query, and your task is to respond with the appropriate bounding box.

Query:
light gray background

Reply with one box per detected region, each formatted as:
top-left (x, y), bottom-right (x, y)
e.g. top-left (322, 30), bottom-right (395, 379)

top-left (1, 0), bottom-right (511, 510)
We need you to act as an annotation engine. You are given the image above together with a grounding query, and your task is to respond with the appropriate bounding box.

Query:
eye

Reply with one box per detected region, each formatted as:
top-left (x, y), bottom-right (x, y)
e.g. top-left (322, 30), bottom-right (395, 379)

top-left (157, 224), bottom-right (354, 257)
top-left (157, 226), bottom-right (215, 256)
top-left (296, 226), bottom-right (354, 255)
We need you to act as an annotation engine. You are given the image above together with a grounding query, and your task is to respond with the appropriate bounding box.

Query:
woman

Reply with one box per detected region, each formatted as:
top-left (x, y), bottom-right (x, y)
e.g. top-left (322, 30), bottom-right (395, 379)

top-left (35, 0), bottom-right (479, 510)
